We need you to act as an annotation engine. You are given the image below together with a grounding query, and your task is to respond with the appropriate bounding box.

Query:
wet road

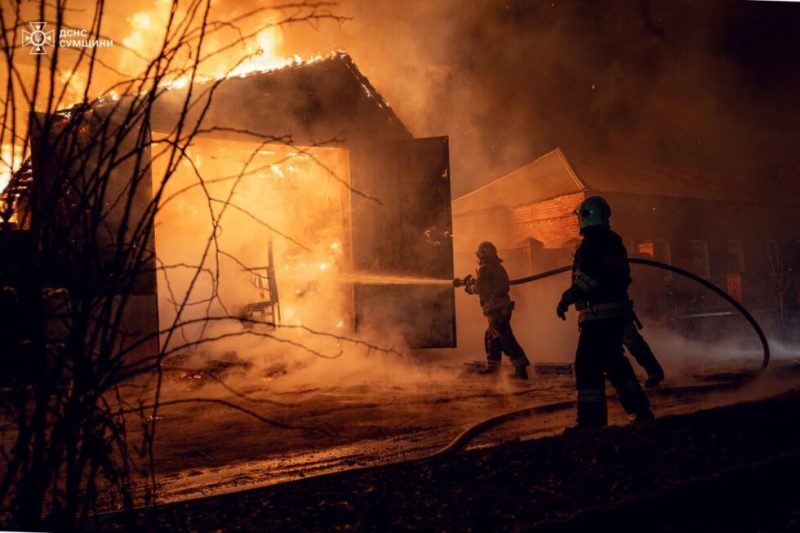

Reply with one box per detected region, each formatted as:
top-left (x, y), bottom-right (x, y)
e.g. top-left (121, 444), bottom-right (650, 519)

top-left (128, 356), bottom-right (800, 506)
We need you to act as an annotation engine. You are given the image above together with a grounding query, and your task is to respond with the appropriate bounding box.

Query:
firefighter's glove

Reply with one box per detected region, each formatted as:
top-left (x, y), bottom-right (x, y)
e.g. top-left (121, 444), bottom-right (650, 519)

top-left (556, 290), bottom-right (571, 320)
top-left (455, 274), bottom-right (475, 293)
top-left (453, 275), bottom-right (471, 288)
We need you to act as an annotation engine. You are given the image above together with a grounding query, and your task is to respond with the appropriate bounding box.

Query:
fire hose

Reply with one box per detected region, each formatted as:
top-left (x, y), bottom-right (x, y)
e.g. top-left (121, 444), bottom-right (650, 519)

top-left (507, 257), bottom-right (769, 370)
top-left (432, 257), bottom-right (771, 459)
top-left (186, 259), bottom-right (770, 486)
top-left (130, 259), bottom-right (774, 493)
top-left (92, 262), bottom-right (775, 509)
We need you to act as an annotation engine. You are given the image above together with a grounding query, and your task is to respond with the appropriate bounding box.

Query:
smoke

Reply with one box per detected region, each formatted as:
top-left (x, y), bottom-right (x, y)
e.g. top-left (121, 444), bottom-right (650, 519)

top-left (11, 1), bottom-right (800, 194)
top-left (149, 132), bottom-right (468, 391)
top-left (9, 0), bottom-right (799, 385)
top-left (274, 0), bottom-right (800, 198)
top-left (633, 324), bottom-right (765, 376)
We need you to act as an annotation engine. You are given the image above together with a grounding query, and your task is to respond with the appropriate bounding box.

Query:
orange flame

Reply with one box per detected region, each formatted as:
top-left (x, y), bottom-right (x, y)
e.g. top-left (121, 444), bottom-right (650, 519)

top-left (0, 143), bottom-right (22, 194)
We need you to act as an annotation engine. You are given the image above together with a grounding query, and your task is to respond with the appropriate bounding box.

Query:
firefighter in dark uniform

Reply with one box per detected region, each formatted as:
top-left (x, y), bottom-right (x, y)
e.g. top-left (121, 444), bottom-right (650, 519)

top-left (556, 197), bottom-right (654, 427)
top-left (624, 316), bottom-right (665, 388)
top-left (624, 251), bottom-right (665, 387)
top-left (457, 241), bottom-right (531, 380)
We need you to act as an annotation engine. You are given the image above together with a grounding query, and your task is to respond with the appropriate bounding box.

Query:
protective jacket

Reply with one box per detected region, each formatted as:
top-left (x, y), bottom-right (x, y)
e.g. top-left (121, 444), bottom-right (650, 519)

top-left (466, 255), bottom-right (529, 372)
top-left (564, 226), bottom-right (631, 323)
top-left (467, 257), bottom-right (513, 316)
top-left (557, 210), bottom-right (653, 427)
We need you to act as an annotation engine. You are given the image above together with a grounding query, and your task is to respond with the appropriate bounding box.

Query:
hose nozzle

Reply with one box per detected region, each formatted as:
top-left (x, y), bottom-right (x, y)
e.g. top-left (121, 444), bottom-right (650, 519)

top-left (453, 274), bottom-right (474, 289)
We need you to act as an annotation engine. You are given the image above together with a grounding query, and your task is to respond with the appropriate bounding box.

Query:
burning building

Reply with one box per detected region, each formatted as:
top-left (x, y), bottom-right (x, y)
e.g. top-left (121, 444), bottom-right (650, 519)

top-left (0, 53), bottom-right (457, 367)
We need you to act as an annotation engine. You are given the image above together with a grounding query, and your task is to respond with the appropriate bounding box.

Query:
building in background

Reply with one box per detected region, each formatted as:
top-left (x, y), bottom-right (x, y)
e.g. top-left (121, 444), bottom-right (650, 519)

top-left (453, 148), bottom-right (800, 336)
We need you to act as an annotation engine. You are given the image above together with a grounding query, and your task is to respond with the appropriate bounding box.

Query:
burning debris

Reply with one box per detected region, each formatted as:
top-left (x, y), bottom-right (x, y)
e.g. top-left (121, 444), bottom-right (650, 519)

top-left (164, 351), bottom-right (253, 390)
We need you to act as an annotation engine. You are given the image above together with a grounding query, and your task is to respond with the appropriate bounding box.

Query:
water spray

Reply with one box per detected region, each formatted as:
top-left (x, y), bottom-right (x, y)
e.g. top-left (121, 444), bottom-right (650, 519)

top-left (333, 273), bottom-right (453, 286)
top-left (278, 271), bottom-right (453, 286)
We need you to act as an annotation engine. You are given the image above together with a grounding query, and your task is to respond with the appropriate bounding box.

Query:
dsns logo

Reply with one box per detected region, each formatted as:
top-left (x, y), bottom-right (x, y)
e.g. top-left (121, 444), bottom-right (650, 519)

top-left (22, 22), bottom-right (55, 55)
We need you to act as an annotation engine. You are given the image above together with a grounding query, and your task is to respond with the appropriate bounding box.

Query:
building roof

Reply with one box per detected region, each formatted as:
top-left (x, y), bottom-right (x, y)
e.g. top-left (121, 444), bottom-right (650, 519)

top-left (150, 52), bottom-right (411, 146)
top-left (453, 147), bottom-right (752, 215)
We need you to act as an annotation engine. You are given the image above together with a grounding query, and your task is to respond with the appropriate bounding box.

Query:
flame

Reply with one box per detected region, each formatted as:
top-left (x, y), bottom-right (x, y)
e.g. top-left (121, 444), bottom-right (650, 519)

top-left (59, 69), bottom-right (87, 103)
top-left (158, 27), bottom-right (337, 90)
top-left (164, 75), bottom-right (190, 91)
top-left (123, 13), bottom-right (153, 50)
top-left (152, 138), bottom-right (353, 337)
top-left (159, 26), bottom-right (293, 90)
top-left (227, 27), bottom-right (287, 78)
top-left (270, 163), bottom-right (285, 179)
top-left (131, 12), bottom-right (154, 32)
top-left (119, 2), bottom-right (343, 94)
top-left (0, 143), bottom-right (22, 194)
top-left (121, 2), bottom-right (171, 74)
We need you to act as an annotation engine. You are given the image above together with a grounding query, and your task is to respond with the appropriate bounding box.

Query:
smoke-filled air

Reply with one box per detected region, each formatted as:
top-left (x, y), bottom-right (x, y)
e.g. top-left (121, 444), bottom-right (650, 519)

top-left (1, 1), bottom-right (800, 530)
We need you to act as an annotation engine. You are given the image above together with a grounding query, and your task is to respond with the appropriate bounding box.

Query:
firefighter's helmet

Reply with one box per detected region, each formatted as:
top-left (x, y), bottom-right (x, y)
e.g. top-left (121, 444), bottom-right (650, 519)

top-left (576, 196), bottom-right (611, 229)
top-left (476, 241), bottom-right (498, 259)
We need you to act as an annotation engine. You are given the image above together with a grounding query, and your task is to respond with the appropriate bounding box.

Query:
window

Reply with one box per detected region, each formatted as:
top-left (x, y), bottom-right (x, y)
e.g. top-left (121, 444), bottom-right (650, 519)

top-left (636, 240), bottom-right (655, 258)
top-left (690, 240), bottom-right (710, 279)
top-left (727, 240), bottom-right (745, 273)
top-left (635, 239), bottom-right (671, 261)
top-left (635, 238), bottom-right (672, 279)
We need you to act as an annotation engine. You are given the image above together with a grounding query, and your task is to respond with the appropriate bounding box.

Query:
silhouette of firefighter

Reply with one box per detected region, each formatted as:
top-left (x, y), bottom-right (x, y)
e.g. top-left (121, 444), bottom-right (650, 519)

top-left (624, 311), bottom-right (665, 388)
top-left (455, 241), bottom-right (531, 380)
top-left (556, 196), bottom-right (654, 427)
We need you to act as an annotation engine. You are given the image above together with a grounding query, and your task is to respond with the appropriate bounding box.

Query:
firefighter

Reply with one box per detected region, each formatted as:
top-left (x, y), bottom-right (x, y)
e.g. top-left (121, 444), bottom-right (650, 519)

top-left (457, 241), bottom-right (531, 379)
top-left (624, 318), bottom-right (665, 388)
top-left (556, 196), bottom-right (654, 427)
top-left (624, 253), bottom-right (666, 387)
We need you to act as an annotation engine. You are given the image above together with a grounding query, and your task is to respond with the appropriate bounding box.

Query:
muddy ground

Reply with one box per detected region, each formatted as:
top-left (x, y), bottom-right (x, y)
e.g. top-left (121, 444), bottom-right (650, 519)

top-left (101, 370), bottom-right (800, 531)
top-left (5, 342), bottom-right (798, 529)
top-left (111, 349), bottom-right (798, 509)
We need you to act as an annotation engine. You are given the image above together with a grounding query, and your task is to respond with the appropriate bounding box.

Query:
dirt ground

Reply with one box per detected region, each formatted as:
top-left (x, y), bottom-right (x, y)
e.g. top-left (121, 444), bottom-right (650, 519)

top-left (4, 339), bottom-right (799, 530)
top-left (100, 366), bottom-right (800, 531)
top-left (111, 349), bottom-right (799, 509)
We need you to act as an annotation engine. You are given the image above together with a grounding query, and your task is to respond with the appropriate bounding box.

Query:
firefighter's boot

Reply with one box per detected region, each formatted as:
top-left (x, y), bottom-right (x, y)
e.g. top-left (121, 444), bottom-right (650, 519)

top-left (509, 365), bottom-right (529, 380)
top-left (478, 360), bottom-right (500, 375)
top-left (631, 407), bottom-right (655, 424)
top-left (644, 369), bottom-right (665, 389)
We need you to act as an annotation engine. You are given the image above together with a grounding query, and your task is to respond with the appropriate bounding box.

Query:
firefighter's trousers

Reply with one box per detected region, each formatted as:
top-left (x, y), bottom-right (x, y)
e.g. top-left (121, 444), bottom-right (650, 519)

top-left (575, 316), bottom-right (650, 427)
top-left (622, 322), bottom-right (664, 379)
top-left (484, 307), bottom-right (530, 371)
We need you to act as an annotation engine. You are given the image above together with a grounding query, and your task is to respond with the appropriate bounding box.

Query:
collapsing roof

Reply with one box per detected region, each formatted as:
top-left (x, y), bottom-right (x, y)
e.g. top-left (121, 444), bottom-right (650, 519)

top-left (150, 52), bottom-right (412, 146)
top-left (452, 147), bottom-right (752, 216)
top-left (4, 52), bottom-right (413, 219)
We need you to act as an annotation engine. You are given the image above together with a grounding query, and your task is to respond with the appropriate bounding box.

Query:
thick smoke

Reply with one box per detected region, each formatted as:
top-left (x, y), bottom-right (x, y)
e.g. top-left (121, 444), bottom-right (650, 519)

top-left (10, 0), bottom-right (800, 195)
top-left (8, 0), bottom-right (799, 386)
top-left (280, 0), bottom-right (800, 198)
